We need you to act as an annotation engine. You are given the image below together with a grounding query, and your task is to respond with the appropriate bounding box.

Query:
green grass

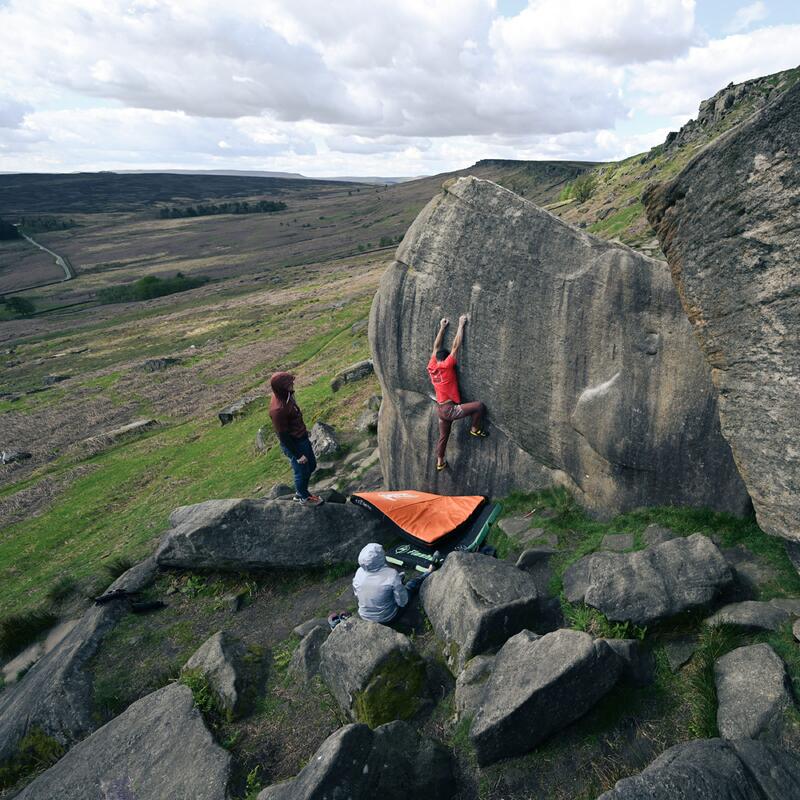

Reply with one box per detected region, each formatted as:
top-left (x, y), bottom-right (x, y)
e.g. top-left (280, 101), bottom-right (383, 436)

top-left (0, 609), bottom-right (58, 659)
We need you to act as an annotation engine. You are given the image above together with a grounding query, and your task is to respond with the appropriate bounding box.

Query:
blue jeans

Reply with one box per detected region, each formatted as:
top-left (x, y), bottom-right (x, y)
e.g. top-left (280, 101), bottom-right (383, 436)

top-left (280, 435), bottom-right (316, 499)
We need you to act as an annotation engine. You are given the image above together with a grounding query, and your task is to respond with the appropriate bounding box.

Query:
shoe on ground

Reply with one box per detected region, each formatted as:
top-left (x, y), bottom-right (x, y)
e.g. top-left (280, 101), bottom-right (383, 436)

top-left (304, 494), bottom-right (325, 506)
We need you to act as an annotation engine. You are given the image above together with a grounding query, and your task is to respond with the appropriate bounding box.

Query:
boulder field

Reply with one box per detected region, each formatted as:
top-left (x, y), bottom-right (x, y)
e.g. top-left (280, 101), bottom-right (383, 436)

top-left (370, 175), bottom-right (749, 518)
top-left (644, 77), bottom-right (800, 542)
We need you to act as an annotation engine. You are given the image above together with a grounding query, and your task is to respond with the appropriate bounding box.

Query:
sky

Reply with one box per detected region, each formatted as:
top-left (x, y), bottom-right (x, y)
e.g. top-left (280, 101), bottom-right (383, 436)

top-left (0, 0), bottom-right (797, 177)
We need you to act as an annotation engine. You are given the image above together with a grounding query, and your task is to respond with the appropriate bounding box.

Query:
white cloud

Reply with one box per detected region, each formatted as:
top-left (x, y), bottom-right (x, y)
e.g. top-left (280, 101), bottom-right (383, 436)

top-left (725, 2), bottom-right (768, 34)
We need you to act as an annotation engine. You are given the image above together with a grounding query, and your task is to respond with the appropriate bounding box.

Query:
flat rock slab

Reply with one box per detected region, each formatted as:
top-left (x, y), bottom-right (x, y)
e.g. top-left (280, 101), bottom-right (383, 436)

top-left (421, 551), bottom-right (542, 673)
top-left (644, 76), bottom-right (800, 542)
top-left (289, 625), bottom-right (329, 683)
top-left (258, 721), bottom-right (453, 800)
top-left (455, 655), bottom-right (496, 722)
top-left (715, 643), bottom-right (794, 740)
top-left (642, 524), bottom-right (675, 547)
top-left (470, 629), bottom-right (622, 766)
top-left (498, 517), bottom-right (532, 537)
top-left (563, 533), bottom-right (733, 625)
top-left (663, 636), bottom-right (698, 672)
top-left (371, 175), bottom-right (748, 517)
top-left (601, 533), bottom-right (634, 552)
top-left (156, 498), bottom-right (391, 570)
top-left (331, 359), bottom-right (374, 392)
top-left (319, 617), bottom-right (428, 727)
top-left (183, 631), bottom-right (246, 719)
top-left (705, 601), bottom-right (791, 632)
top-left (15, 683), bottom-right (230, 800)
top-left (293, 617), bottom-right (329, 638)
top-left (0, 558), bottom-right (157, 763)
top-left (598, 738), bottom-right (800, 799)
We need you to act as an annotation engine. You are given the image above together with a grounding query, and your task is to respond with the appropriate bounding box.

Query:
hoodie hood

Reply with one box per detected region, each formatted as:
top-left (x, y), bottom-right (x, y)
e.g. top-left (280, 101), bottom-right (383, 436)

top-left (270, 371), bottom-right (294, 401)
top-left (358, 543), bottom-right (387, 572)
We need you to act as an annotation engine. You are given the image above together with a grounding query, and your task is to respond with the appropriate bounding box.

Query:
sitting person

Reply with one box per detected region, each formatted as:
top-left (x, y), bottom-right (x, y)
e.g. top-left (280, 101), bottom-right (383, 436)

top-left (352, 542), bottom-right (434, 624)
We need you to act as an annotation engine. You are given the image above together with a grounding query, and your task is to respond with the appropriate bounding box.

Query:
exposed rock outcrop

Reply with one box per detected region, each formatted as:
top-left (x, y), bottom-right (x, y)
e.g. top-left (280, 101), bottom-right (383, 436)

top-left (371, 176), bottom-right (748, 518)
top-left (705, 601), bottom-right (793, 632)
top-left (156, 498), bottom-right (391, 570)
top-left (331, 359), bottom-right (374, 392)
top-left (644, 76), bottom-right (800, 541)
top-left (289, 624), bottom-right (329, 683)
top-left (563, 533), bottom-right (733, 625)
top-left (258, 721), bottom-right (454, 800)
top-left (14, 684), bottom-right (230, 800)
top-left (183, 630), bottom-right (247, 719)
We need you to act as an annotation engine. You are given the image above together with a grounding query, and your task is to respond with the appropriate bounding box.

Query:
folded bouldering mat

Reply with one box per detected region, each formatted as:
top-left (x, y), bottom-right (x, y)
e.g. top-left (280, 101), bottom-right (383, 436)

top-left (350, 490), bottom-right (502, 571)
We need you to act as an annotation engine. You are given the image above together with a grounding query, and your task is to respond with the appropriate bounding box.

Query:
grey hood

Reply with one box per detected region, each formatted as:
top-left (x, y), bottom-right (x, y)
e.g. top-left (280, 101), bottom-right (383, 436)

top-left (358, 542), bottom-right (386, 572)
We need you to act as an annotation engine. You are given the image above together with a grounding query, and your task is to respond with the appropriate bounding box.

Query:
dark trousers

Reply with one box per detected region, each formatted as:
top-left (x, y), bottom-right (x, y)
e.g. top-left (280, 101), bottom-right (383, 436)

top-left (280, 435), bottom-right (316, 499)
top-left (436, 400), bottom-right (485, 461)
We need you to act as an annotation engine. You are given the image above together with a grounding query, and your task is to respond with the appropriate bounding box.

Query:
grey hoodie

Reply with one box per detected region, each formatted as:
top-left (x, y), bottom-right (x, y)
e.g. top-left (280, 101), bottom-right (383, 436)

top-left (352, 543), bottom-right (409, 623)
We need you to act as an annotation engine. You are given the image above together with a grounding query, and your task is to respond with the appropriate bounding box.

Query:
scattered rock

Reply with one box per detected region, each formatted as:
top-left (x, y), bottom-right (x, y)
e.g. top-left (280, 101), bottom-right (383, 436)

top-left (663, 636), bottom-right (698, 672)
top-left (81, 419), bottom-right (159, 453)
top-left (421, 552), bottom-right (543, 673)
top-left (139, 357), bottom-right (180, 372)
top-left (344, 446), bottom-right (373, 466)
top-left (257, 721), bottom-right (454, 800)
top-left (598, 737), bottom-right (800, 799)
top-left (601, 533), bottom-right (634, 551)
top-left (309, 421), bottom-right (339, 457)
top-left (715, 643), bottom-right (794, 740)
top-left (331, 359), bottom-right (374, 392)
top-left (367, 394), bottom-right (381, 411)
top-left (255, 426), bottom-right (268, 453)
top-left (289, 624), bottom-right (329, 683)
top-left (156, 498), bottom-right (392, 570)
top-left (705, 601), bottom-right (791, 632)
top-left (317, 488), bottom-right (347, 504)
top-left (454, 654), bottom-right (496, 721)
top-left (42, 374), bottom-right (69, 386)
top-left (644, 77), bottom-right (800, 542)
top-left (14, 684), bottom-right (230, 800)
top-left (498, 516), bottom-right (532, 537)
top-left (603, 639), bottom-right (654, 687)
top-left (642, 524), bottom-right (675, 546)
top-left (218, 394), bottom-right (262, 425)
top-left (183, 631), bottom-right (246, 719)
top-left (470, 629), bottom-right (622, 765)
top-left (514, 547), bottom-right (558, 597)
top-left (564, 534), bottom-right (733, 625)
top-left (223, 591), bottom-right (247, 613)
top-left (1, 449), bottom-right (32, 465)
top-left (355, 409), bottom-right (379, 432)
top-left (319, 617), bottom-right (428, 726)
top-left (770, 597), bottom-right (800, 615)
top-left (350, 319), bottom-right (368, 335)
top-left (265, 483), bottom-right (294, 500)
top-left (293, 617), bottom-right (329, 638)
top-left (372, 175), bottom-right (749, 517)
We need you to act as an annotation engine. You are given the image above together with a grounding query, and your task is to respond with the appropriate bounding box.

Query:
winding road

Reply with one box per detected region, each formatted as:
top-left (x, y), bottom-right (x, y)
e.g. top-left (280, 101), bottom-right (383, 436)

top-left (18, 229), bottom-right (75, 281)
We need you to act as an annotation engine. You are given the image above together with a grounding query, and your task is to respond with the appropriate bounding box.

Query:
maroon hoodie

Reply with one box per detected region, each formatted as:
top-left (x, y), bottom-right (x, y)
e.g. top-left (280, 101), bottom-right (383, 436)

top-left (269, 372), bottom-right (307, 455)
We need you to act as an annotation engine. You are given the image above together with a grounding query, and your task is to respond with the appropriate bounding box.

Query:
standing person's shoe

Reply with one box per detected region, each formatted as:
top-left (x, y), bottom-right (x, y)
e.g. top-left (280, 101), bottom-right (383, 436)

top-left (469, 428), bottom-right (489, 438)
top-left (297, 494), bottom-right (325, 506)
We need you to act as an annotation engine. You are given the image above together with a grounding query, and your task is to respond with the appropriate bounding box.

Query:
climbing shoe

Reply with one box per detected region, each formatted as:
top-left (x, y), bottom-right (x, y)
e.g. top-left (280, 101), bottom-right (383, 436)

top-left (469, 428), bottom-right (489, 438)
top-left (436, 460), bottom-right (448, 472)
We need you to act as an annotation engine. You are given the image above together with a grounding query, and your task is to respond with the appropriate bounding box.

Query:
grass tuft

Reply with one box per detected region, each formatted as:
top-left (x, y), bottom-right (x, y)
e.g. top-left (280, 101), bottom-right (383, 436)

top-left (45, 575), bottom-right (78, 606)
top-left (0, 609), bottom-right (58, 660)
top-left (104, 557), bottom-right (135, 581)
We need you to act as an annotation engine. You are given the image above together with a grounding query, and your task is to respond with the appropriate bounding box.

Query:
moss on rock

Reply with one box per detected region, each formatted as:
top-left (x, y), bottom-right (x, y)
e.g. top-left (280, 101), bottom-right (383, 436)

top-left (352, 650), bottom-right (427, 728)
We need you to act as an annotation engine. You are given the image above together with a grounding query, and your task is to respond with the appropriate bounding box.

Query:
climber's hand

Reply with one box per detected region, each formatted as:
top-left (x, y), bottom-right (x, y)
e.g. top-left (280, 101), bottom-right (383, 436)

top-left (459, 314), bottom-right (468, 326)
top-left (440, 317), bottom-right (449, 328)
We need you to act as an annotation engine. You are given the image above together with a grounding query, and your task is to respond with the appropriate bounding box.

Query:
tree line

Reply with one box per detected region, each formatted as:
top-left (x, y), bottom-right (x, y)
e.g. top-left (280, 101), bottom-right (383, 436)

top-left (158, 200), bottom-right (287, 219)
top-left (97, 273), bottom-right (209, 304)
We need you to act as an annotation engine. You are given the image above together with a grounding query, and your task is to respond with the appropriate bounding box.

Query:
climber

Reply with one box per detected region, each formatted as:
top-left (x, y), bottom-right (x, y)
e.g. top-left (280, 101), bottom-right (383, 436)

top-left (353, 542), bottom-right (435, 624)
top-left (427, 314), bottom-right (487, 471)
top-left (269, 371), bottom-right (324, 506)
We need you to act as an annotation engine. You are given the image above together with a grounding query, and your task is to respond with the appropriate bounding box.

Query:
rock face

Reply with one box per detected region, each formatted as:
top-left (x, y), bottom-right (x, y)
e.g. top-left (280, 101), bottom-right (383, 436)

top-left (183, 631), bottom-right (246, 719)
top-left (370, 176), bottom-right (748, 518)
top-left (0, 558), bottom-right (157, 764)
top-left (258, 721), bottom-right (454, 800)
top-left (470, 629), bottom-right (622, 766)
top-left (644, 77), bottom-right (800, 541)
top-left (421, 551), bottom-right (543, 672)
top-left (156, 498), bottom-right (391, 570)
top-left (598, 737), bottom-right (800, 799)
top-left (563, 533), bottom-right (733, 625)
top-left (318, 617), bottom-right (428, 727)
top-left (715, 643), bottom-right (794, 740)
top-left (14, 684), bottom-right (230, 800)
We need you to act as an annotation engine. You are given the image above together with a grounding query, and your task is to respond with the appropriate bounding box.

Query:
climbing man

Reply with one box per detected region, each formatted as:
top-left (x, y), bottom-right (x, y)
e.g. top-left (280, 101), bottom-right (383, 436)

top-left (427, 314), bottom-right (487, 472)
top-left (269, 371), bottom-right (324, 506)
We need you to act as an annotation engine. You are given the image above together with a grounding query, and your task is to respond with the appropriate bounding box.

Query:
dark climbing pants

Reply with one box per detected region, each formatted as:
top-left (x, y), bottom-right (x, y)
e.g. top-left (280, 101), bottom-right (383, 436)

top-left (280, 435), bottom-right (316, 499)
top-left (436, 400), bottom-right (485, 461)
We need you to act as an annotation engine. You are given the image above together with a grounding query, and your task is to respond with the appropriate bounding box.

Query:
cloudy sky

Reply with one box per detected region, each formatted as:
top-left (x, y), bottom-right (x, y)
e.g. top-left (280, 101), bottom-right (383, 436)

top-left (0, 0), bottom-right (797, 176)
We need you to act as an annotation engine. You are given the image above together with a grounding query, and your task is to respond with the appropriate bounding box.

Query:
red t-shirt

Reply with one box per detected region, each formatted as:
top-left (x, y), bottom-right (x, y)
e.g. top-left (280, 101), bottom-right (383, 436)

top-left (427, 353), bottom-right (461, 404)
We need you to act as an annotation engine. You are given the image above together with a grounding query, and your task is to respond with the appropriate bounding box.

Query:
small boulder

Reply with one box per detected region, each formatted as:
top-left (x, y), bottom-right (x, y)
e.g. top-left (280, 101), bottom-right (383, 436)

top-left (257, 721), bottom-right (454, 800)
top-left (705, 601), bottom-right (791, 632)
top-left (515, 547), bottom-right (558, 598)
top-left (642, 524), bottom-right (675, 547)
top-left (255, 426), bottom-right (269, 453)
top-left (182, 631), bottom-right (246, 719)
top-left (319, 617), bottom-right (428, 727)
top-left (331, 359), bottom-right (374, 392)
top-left (13, 684), bottom-right (230, 800)
top-left (293, 617), bottom-right (329, 638)
top-left (367, 394), bottom-right (382, 411)
top-left (454, 654), bottom-right (496, 721)
top-left (140, 357), bottom-right (179, 372)
top-left (470, 629), bottom-right (622, 765)
top-left (715, 643), bottom-right (794, 740)
top-left (309, 422), bottom-right (339, 457)
top-left (663, 636), bottom-right (698, 672)
top-left (563, 533), bottom-right (733, 625)
top-left (421, 552), bottom-right (543, 673)
top-left (42, 374), bottom-right (69, 386)
top-left (218, 394), bottom-right (261, 425)
top-left (1, 449), bottom-right (32, 465)
top-left (289, 625), bottom-right (329, 683)
top-left (265, 483), bottom-right (294, 500)
top-left (355, 409), bottom-right (379, 432)
top-left (601, 533), bottom-right (634, 552)
top-left (498, 516), bottom-right (532, 537)
top-left (603, 639), bottom-right (654, 687)
top-left (598, 738), bottom-right (800, 799)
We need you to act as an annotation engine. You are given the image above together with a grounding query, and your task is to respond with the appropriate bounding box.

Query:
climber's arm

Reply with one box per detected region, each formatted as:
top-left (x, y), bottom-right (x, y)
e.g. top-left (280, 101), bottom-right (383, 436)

top-left (431, 317), bottom-right (448, 359)
top-left (451, 315), bottom-right (468, 357)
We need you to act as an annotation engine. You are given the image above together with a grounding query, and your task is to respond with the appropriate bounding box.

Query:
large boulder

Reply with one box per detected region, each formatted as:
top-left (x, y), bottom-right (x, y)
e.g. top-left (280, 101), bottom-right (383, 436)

top-left (0, 558), bottom-right (157, 764)
top-left (563, 533), bottom-right (733, 625)
top-left (182, 630), bottom-right (247, 720)
top-left (644, 77), bottom-right (800, 541)
top-left (258, 721), bottom-right (454, 800)
top-left (421, 551), bottom-right (544, 673)
top-left (715, 643), bottom-right (794, 740)
top-left (155, 498), bottom-right (391, 570)
top-left (318, 617), bottom-right (429, 727)
top-left (370, 175), bottom-right (748, 518)
top-left (470, 629), bottom-right (622, 766)
top-left (597, 738), bottom-right (800, 799)
top-left (14, 683), bottom-right (230, 800)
